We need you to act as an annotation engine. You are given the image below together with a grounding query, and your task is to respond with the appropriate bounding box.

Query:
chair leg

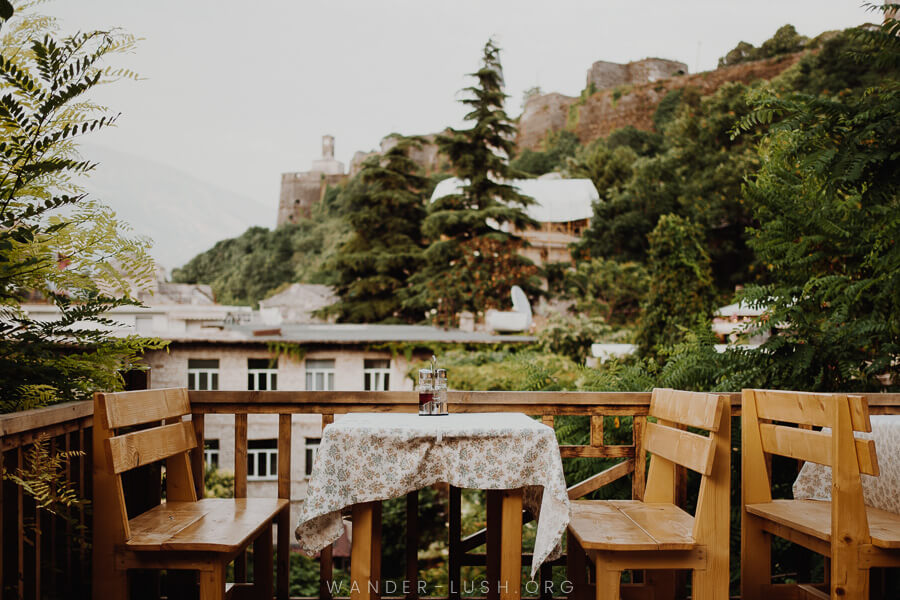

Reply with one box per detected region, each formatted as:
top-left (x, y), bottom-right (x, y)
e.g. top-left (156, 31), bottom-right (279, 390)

top-left (593, 558), bottom-right (620, 600)
top-left (741, 513), bottom-right (770, 600)
top-left (692, 565), bottom-right (728, 600)
top-left (199, 562), bottom-right (226, 600)
top-left (254, 524), bottom-right (274, 600)
top-left (566, 532), bottom-right (588, 600)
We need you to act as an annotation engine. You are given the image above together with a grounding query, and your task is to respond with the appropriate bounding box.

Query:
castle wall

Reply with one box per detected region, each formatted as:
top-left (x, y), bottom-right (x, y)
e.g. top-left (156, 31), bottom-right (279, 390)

top-left (277, 172), bottom-right (346, 226)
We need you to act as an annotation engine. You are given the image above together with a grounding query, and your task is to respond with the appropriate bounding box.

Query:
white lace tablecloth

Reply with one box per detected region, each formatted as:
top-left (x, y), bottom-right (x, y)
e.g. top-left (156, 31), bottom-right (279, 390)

top-left (793, 415), bottom-right (900, 514)
top-left (295, 412), bottom-right (570, 577)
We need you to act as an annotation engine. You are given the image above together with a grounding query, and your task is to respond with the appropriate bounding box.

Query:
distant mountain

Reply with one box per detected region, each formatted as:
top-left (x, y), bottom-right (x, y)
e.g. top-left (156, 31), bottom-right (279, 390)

top-left (78, 145), bottom-right (273, 271)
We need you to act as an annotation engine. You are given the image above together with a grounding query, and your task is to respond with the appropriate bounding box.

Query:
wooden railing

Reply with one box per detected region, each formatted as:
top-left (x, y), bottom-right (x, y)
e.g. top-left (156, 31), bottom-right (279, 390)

top-left (2, 391), bottom-right (900, 599)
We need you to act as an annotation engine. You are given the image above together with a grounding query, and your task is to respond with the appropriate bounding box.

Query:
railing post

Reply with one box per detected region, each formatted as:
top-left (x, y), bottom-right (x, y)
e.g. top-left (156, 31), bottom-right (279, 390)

top-left (448, 485), bottom-right (461, 600)
top-left (234, 413), bottom-right (248, 582)
top-left (191, 413), bottom-right (205, 498)
top-left (406, 490), bottom-right (419, 600)
top-left (277, 414), bottom-right (291, 600)
top-left (632, 416), bottom-right (646, 500)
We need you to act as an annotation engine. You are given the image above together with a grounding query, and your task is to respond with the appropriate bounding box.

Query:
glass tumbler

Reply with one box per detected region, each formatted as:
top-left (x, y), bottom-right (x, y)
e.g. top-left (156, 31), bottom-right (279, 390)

top-left (417, 368), bottom-right (434, 415)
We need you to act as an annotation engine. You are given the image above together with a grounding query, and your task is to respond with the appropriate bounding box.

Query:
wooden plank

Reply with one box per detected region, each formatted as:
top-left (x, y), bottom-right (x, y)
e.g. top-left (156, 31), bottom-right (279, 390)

top-left (566, 459), bottom-right (634, 500)
top-left (590, 416), bottom-right (603, 446)
top-left (277, 414), bottom-right (291, 600)
top-left (650, 389), bottom-right (723, 431)
top-left (568, 501), bottom-right (658, 551)
top-left (125, 498), bottom-right (287, 552)
top-left (0, 401), bottom-right (92, 437)
top-left (350, 501), bottom-right (381, 600)
top-left (643, 422), bottom-right (715, 475)
top-left (753, 390), bottom-right (871, 432)
top-left (830, 391), bottom-right (871, 599)
top-left (486, 490), bottom-right (501, 600)
top-left (102, 388), bottom-right (191, 429)
top-left (632, 416), bottom-right (646, 501)
top-left (607, 501), bottom-right (695, 550)
top-left (690, 396), bottom-right (730, 600)
top-left (558, 445), bottom-right (634, 458)
top-left (191, 413), bottom-right (205, 498)
top-left (758, 424), bottom-right (879, 476)
top-left (319, 544), bottom-right (334, 600)
top-left (644, 418), bottom-right (677, 504)
top-left (498, 489), bottom-right (522, 600)
top-left (448, 486), bottom-right (461, 600)
top-left (253, 522), bottom-right (274, 600)
top-left (742, 390), bottom-right (773, 600)
top-left (106, 421), bottom-right (197, 474)
top-left (406, 491), bottom-right (419, 600)
top-left (233, 413), bottom-right (248, 582)
top-left (541, 415), bottom-right (554, 429)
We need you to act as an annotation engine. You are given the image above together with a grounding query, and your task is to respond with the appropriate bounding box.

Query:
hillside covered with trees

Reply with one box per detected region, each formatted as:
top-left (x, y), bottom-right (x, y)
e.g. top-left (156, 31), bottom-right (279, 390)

top-left (174, 15), bottom-right (900, 396)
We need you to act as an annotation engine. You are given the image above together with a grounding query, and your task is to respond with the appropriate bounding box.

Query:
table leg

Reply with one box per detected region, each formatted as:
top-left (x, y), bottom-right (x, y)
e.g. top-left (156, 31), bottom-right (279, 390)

top-left (487, 489), bottom-right (523, 600)
top-left (351, 501), bottom-right (382, 600)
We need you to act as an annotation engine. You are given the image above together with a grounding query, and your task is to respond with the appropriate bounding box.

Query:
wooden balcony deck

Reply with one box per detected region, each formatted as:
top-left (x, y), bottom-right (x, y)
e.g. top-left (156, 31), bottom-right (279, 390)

top-left (1, 390), bottom-right (899, 599)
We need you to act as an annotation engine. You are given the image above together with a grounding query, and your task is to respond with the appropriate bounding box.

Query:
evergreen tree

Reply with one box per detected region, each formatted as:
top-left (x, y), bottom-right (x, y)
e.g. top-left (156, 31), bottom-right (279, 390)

top-left (321, 135), bottom-right (427, 323)
top-left (409, 39), bottom-right (538, 326)
top-left (635, 215), bottom-right (716, 357)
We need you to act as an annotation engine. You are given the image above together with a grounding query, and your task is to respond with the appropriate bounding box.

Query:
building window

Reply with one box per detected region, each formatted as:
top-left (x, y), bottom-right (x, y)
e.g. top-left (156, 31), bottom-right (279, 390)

top-left (248, 358), bottom-right (277, 391)
top-left (363, 359), bottom-right (390, 391)
top-left (304, 437), bottom-right (321, 477)
top-left (305, 359), bottom-right (335, 391)
top-left (204, 439), bottom-right (220, 469)
top-left (188, 359), bottom-right (219, 391)
top-left (247, 439), bottom-right (278, 481)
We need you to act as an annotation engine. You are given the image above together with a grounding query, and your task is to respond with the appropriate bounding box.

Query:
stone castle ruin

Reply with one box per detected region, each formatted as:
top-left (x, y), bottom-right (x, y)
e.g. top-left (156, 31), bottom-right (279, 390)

top-left (277, 135), bottom-right (348, 226)
top-left (586, 57), bottom-right (688, 90)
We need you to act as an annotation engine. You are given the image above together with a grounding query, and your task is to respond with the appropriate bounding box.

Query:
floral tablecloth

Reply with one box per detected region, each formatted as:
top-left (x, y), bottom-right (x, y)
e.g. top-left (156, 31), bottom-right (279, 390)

top-left (295, 412), bottom-right (570, 578)
top-left (793, 415), bottom-right (900, 514)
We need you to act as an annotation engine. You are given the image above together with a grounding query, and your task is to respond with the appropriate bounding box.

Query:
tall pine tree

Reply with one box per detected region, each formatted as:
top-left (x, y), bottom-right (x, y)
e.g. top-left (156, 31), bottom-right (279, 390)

top-left (409, 39), bottom-right (538, 326)
top-left (320, 135), bottom-right (427, 323)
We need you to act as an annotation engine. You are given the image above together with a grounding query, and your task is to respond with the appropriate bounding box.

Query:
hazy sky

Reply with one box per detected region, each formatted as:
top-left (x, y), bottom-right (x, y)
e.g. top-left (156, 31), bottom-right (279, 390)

top-left (46, 1), bottom-right (871, 222)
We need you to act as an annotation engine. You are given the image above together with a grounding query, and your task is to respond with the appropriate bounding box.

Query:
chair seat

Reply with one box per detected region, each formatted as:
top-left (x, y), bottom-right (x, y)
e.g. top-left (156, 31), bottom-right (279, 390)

top-left (746, 499), bottom-right (900, 549)
top-left (569, 500), bottom-right (695, 551)
top-left (124, 498), bottom-right (288, 553)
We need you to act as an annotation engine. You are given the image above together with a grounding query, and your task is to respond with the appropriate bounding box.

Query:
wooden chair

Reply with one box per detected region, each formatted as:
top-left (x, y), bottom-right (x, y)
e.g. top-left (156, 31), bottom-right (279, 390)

top-left (742, 389), bottom-right (900, 599)
top-left (567, 388), bottom-right (731, 600)
top-left (92, 388), bottom-right (289, 599)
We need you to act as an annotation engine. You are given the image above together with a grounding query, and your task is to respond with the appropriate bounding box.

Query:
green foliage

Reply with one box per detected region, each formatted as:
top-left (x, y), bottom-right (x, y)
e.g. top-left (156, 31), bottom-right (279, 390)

top-left (172, 192), bottom-right (352, 306)
top-left (410, 39), bottom-right (539, 325)
top-left (412, 347), bottom-right (581, 392)
top-left (510, 130), bottom-right (579, 176)
top-left (718, 24), bottom-right (808, 67)
top-left (574, 82), bottom-right (760, 288)
top-left (652, 88), bottom-right (684, 132)
top-left (635, 215), bottom-right (716, 357)
top-left (561, 258), bottom-right (648, 324)
top-left (320, 136), bottom-right (427, 323)
top-left (729, 11), bottom-right (900, 392)
top-left (204, 467), bottom-right (234, 498)
top-left (606, 125), bottom-right (663, 157)
top-left (3, 436), bottom-right (90, 548)
top-left (380, 486), bottom-right (446, 579)
top-left (0, 3), bottom-right (163, 411)
top-left (564, 139), bottom-right (637, 204)
top-left (538, 313), bottom-right (611, 364)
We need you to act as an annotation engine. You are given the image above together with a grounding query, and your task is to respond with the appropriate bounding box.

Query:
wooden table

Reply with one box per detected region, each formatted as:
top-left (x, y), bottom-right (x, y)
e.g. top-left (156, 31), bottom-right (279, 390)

top-left (295, 413), bottom-right (570, 600)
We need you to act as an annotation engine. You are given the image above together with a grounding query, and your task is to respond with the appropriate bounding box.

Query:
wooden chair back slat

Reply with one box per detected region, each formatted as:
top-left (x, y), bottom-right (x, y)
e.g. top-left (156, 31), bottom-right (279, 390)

top-left (754, 389), bottom-right (871, 432)
top-left (759, 423), bottom-right (879, 476)
top-left (107, 421), bottom-right (197, 474)
top-left (650, 388), bottom-right (724, 431)
top-left (644, 421), bottom-right (717, 476)
top-left (759, 423), bottom-right (879, 477)
top-left (102, 388), bottom-right (191, 429)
